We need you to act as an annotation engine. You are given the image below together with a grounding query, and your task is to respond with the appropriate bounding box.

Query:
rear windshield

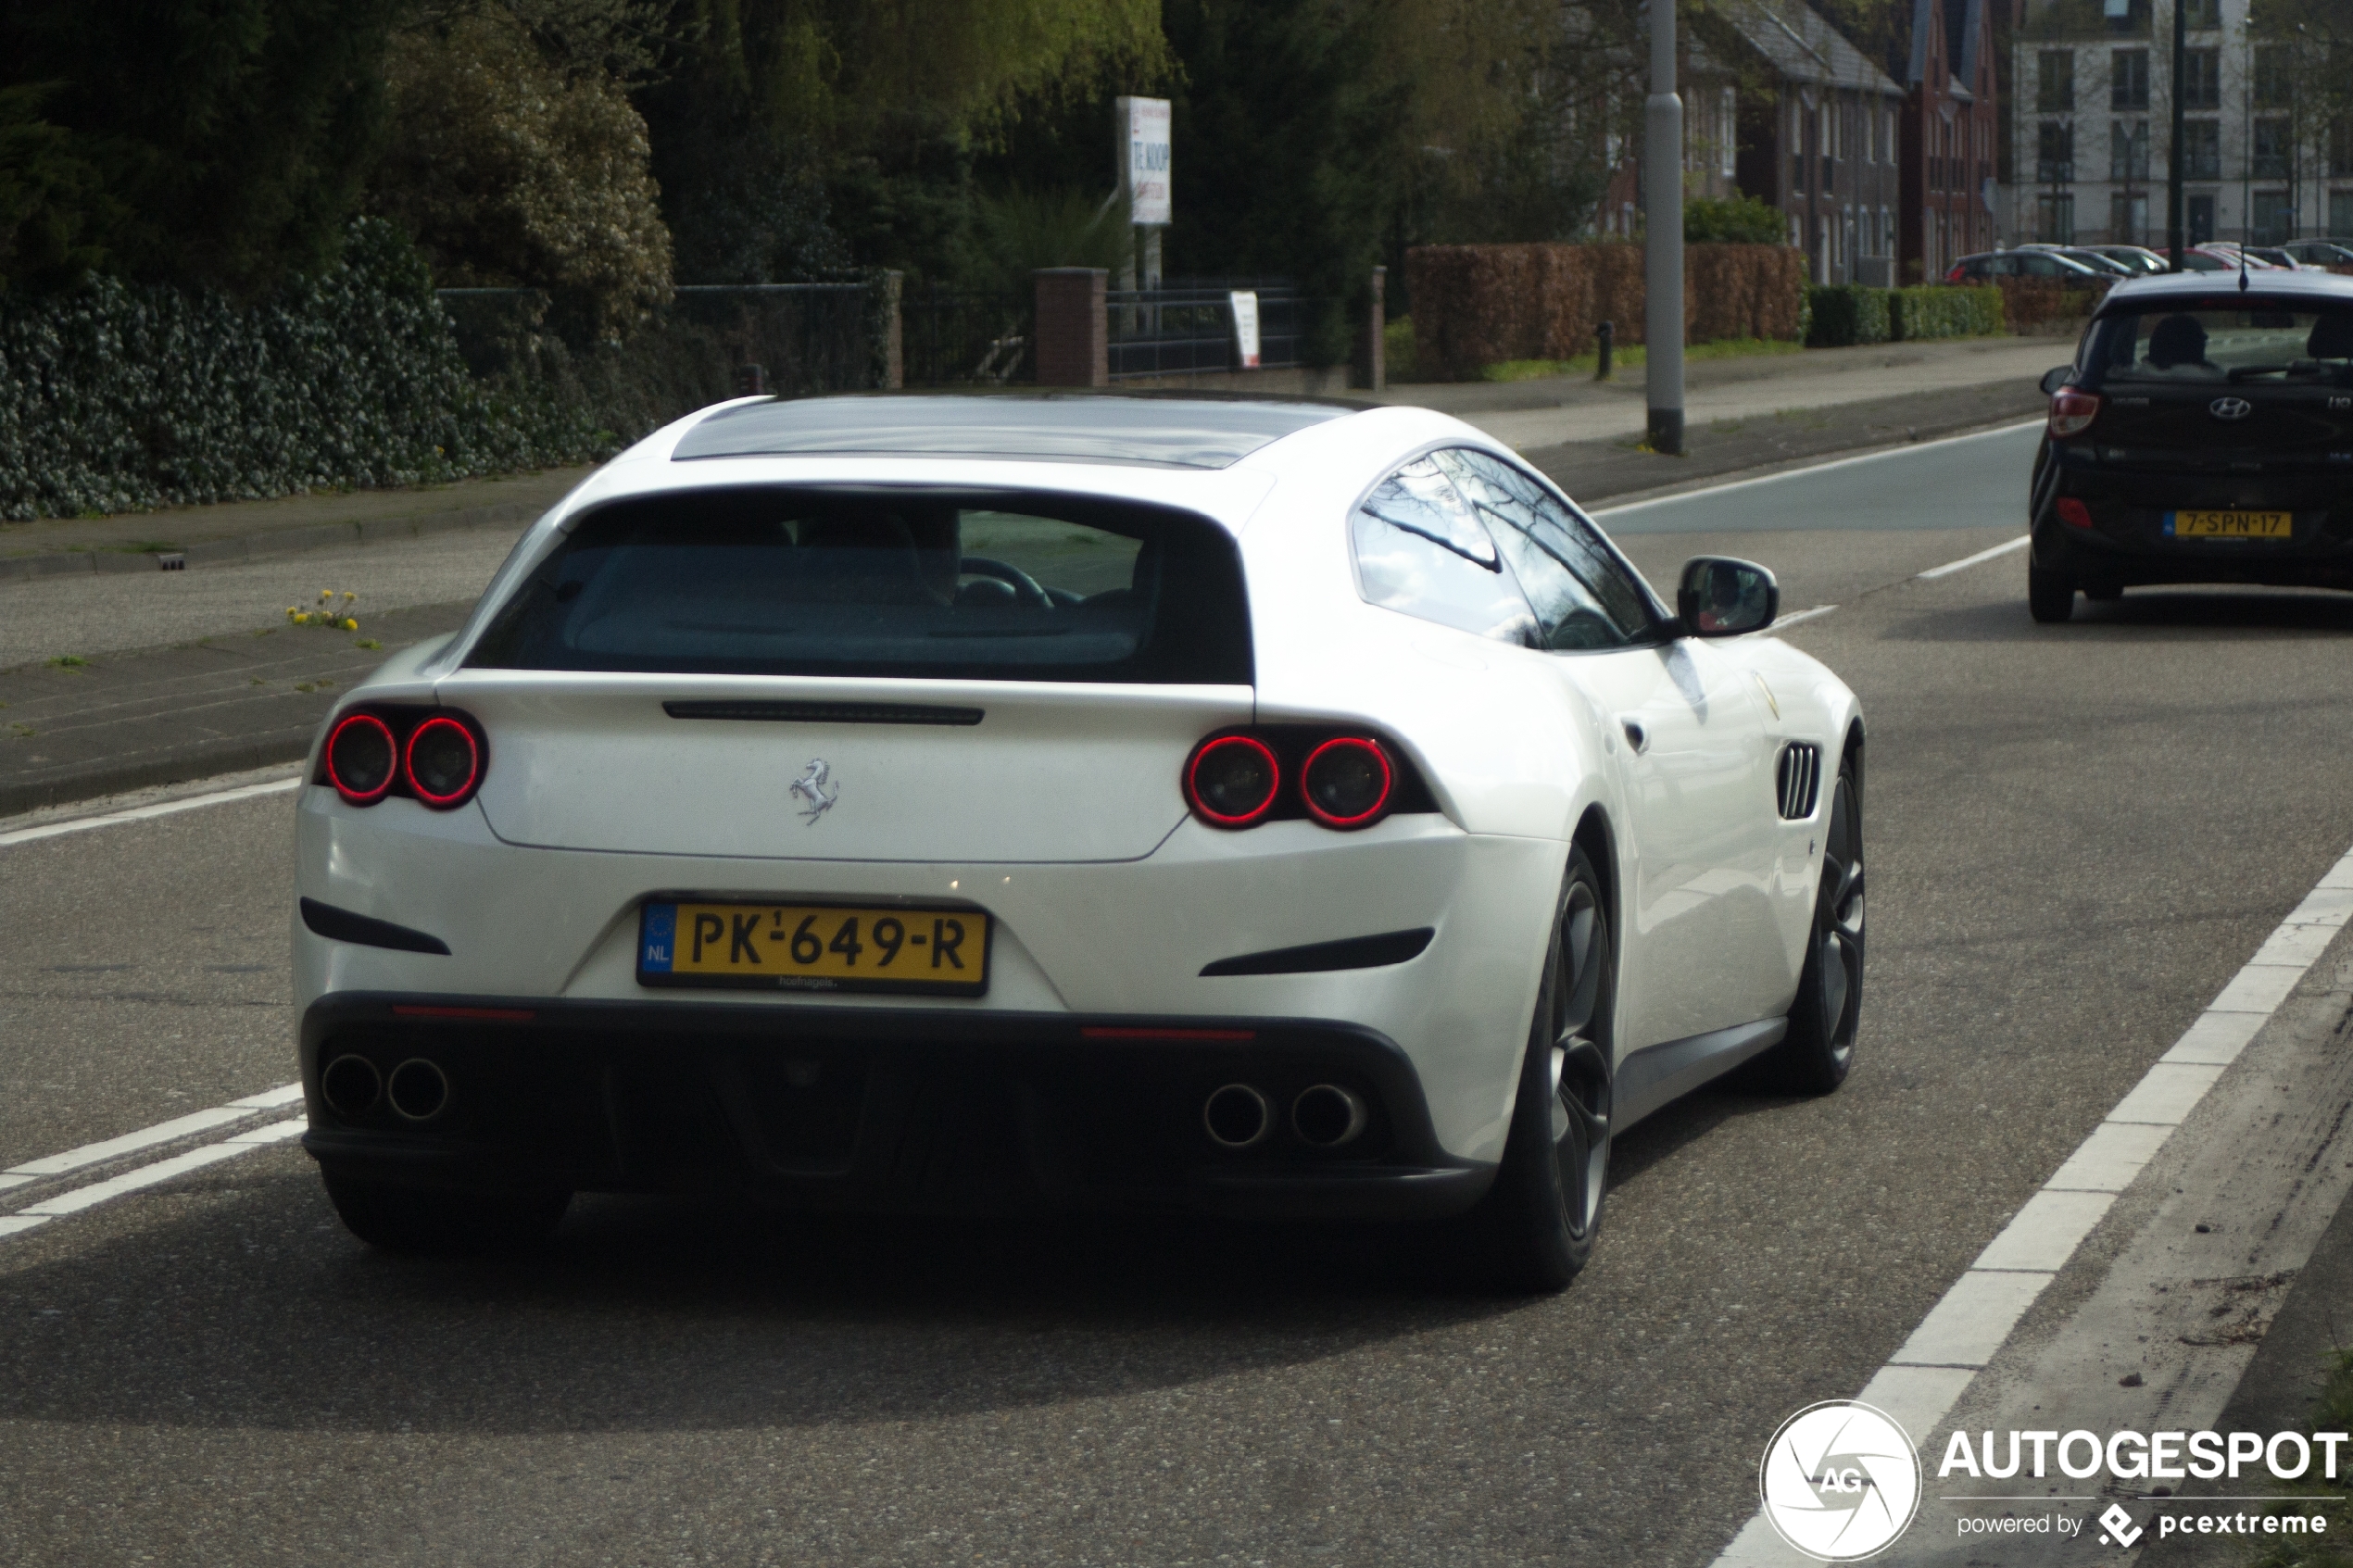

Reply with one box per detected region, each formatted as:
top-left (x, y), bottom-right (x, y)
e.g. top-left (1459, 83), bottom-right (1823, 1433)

top-left (467, 487), bottom-right (1252, 684)
top-left (2086, 304), bottom-right (2353, 385)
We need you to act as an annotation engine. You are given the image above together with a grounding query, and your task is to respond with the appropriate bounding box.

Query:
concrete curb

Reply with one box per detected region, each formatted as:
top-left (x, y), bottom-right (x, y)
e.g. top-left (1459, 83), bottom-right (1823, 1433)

top-left (0, 727), bottom-right (318, 822)
top-left (0, 498), bottom-right (543, 584)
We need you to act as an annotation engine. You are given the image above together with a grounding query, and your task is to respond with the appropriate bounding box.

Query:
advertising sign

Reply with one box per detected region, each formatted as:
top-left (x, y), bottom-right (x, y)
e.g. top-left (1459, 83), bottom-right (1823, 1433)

top-left (1228, 291), bottom-right (1260, 369)
top-left (1117, 95), bottom-right (1172, 226)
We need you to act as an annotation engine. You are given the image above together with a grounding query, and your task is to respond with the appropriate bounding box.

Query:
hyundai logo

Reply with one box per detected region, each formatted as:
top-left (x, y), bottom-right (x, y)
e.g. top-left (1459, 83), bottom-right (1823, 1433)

top-left (2209, 396), bottom-right (2253, 420)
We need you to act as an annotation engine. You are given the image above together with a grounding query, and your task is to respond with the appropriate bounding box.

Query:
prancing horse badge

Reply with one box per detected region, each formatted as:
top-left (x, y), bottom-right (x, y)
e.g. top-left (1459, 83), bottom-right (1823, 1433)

top-left (790, 759), bottom-right (838, 824)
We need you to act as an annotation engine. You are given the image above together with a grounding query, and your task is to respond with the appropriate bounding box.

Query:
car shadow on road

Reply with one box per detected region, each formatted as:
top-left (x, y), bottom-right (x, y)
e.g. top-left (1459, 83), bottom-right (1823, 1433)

top-left (1891, 585), bottom-right (2353, 643)
top-left (0, 1158), bottom-right (1535, 1436)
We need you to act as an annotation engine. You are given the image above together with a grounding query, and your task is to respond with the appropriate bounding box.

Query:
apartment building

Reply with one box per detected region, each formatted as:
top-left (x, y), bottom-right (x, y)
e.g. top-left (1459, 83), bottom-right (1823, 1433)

top-left (2014, 0), bottom-right (2353, 247)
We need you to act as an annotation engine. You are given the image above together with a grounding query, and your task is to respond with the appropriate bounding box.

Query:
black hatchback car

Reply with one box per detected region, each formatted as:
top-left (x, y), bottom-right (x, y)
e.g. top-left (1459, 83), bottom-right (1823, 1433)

top-left (2027, 272), bottom-right (2353, 621)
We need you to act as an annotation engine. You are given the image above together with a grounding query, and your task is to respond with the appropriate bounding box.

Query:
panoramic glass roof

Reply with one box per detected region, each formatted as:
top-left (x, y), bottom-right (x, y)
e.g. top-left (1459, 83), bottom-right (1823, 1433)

top-left (670, 393), bottom-right (1354, 470)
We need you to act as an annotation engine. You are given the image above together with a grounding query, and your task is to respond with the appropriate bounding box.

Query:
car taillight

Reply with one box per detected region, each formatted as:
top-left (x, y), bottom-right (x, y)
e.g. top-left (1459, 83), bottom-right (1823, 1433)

top-left (1946, 265), bottom-right (1964, 282)
top-left (2048, 387), bottom-right (2101, 438)
top-left (1301, 737), bottom-right (1393, 829)
top-left (2056, 497), bottom-right (2095, 529)
top-left (324, 713), bottom-right (398, 805)
top-left (403, 715), bottom-right (485, 809)
top-left (1185, 734), bottom-right (1280, 826)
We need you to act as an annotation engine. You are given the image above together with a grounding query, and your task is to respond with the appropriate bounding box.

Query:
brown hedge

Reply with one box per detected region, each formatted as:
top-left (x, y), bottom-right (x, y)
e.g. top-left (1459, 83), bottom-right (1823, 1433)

top-left (1994, 276), bottom-right (2112, 334)
top-left (1405, 243), bottom-right (1807, 380)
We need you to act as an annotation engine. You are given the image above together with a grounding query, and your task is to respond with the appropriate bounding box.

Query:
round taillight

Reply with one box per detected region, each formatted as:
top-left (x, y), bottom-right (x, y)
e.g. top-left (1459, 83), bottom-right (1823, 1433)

top-left (1186, 734), bottom-right (1280, 827)
top-left (403, 716), bottom-right (484, 809)
top-left (324, 713), bottom-right (398, 805)
top-left (1302, 737), bottom-right (1393, 829)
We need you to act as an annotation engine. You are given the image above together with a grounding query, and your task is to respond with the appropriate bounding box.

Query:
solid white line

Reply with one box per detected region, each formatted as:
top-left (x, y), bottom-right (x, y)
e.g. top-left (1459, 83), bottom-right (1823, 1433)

top-left (1590, 420), bottom-right (2044, 517)
top-left (0, 775), bottom-right (300, 849)
top-left (1711, 836), bottom-right (2353, 1566)
top-left (1916, 533), bottom-right (2030, 580)
top-left (1, 1083), bottom-right (300, 1179)
top-left (0, 1117), bottom-right (308, 1240)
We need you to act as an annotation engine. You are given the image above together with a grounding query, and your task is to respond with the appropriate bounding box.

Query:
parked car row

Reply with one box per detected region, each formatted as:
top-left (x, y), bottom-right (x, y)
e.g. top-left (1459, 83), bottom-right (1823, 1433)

top-left (1948, 239), bottom-right (2353, 287)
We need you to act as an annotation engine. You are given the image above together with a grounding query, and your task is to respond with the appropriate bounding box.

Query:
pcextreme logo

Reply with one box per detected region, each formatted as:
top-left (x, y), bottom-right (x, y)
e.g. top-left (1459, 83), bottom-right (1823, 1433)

top-left (1760, 1401), bottom-right (1924, 1562)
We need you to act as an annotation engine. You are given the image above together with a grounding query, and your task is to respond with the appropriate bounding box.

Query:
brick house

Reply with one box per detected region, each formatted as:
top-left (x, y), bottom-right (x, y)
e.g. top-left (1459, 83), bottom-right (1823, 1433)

top-left (1712, 0), bottom-right (1910, 284)
top-left (1901, 0), bottom-right (2000, 279)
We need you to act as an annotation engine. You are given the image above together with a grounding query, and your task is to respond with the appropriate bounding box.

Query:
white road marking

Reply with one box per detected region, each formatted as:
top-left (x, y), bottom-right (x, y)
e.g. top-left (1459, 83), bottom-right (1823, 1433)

top-left (1915, 533), bottom-right (2030, 580)
top-left (1590, 420), bottom-right (2045, 517)
top-left (1769, 605), bottom-right (1837, 630)
top-left (1711, 838), bottom-right (2353, 1566)
top-left (0, 1083), bottom-right (301, 1186)
top-left (0, 1118), bottom-right (306, 1236)
top-left (0, 775), bottom-right (300, 849)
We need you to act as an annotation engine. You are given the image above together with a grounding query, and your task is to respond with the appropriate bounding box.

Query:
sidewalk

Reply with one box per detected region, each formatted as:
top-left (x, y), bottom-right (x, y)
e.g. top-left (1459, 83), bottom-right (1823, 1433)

top-left (0, 335), bottom-right (2058, 818)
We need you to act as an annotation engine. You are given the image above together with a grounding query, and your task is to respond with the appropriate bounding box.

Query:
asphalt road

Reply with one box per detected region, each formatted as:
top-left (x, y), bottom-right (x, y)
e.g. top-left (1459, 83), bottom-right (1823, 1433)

top-left (6, 424), bottom-right (2353, 1566)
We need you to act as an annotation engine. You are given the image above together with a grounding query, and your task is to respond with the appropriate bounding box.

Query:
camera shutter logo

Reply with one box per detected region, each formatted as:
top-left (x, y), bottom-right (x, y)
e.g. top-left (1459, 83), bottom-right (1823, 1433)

top-left (1759, 1400), bottom-right (1923, 1562)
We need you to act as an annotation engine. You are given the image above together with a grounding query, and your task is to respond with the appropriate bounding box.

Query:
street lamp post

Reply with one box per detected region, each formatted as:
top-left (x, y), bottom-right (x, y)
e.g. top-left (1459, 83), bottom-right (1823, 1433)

top-left (2168, 0), bottom-right (2186, 268)
top-left (1643, 0), bottom-right (1685, 456)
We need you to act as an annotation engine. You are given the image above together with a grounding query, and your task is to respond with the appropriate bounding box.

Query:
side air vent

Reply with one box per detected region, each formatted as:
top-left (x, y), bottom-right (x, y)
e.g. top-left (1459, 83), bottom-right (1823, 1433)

top-left (1776, 743), bottom-right (1822, 821)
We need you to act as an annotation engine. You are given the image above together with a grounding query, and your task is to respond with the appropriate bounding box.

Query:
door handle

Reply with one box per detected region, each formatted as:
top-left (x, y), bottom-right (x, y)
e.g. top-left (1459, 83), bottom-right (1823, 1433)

top-left (1620, 719), bottom-right (1650, 755)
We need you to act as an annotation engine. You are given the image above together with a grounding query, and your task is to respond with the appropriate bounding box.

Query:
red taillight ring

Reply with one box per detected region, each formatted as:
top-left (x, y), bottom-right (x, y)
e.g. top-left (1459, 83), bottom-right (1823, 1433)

top-left (402, 715), bottom-right (484, 809)
top-left (1185, 734), bottom-right (1281, 827)
top-left (1302, 736), bottom-right (1394, 829)
top-left (324, 713), bottom-right (398, 806)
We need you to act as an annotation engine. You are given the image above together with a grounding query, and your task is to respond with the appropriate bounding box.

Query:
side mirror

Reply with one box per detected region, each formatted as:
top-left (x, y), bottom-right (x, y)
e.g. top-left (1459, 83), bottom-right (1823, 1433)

top-left (1676, 557), bottom-right (1779, 638)
top-left (2039, 365), bottom-right (2073, 395)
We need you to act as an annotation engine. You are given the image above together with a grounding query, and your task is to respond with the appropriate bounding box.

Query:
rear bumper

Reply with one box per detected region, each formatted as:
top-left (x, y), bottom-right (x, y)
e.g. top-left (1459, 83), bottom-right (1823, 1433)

top-left (297, 993), bottom-right (1494, 1221)
top-left (2034, 443), bottom-right (2353, 587)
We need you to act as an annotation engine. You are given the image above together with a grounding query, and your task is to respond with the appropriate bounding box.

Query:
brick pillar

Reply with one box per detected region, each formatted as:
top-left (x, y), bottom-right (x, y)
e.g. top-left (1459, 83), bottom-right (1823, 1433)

top-left (881, 270), bottom-right (904, 390)
top-left (1033, 268), bottom-right (1108, 387)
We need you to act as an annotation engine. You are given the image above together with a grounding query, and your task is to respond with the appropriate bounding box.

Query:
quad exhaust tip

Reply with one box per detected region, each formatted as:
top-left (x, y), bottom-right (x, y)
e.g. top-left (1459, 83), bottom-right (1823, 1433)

top-left (1291, 1084), bottom-right (1368, 1148)
top-left (321, 1054), bottom-right (383, 1119)
top-left (1202, 1084), bottom-right (1273, 1148)
top-left (387, 1058), bottom-right (451, 1122)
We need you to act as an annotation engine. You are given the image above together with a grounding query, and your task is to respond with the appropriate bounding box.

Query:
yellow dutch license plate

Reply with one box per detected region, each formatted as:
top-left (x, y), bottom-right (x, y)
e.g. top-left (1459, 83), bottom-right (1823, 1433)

top-left (637, 900), bottom-right (990, 996)
top-left (2168, 509), bottom-right (2292, 539)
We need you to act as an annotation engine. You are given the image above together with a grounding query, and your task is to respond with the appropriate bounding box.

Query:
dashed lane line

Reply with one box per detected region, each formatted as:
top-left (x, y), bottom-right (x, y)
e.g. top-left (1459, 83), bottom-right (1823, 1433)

top-left (1915, 533), bottom-right (2030, 580)
top-left (1589, 419), bottom-right (2045, 518)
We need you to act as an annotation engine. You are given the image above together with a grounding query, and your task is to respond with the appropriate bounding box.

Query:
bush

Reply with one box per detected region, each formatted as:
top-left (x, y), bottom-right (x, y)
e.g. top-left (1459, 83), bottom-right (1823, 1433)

top-left (1805, 284), bottom-right (1892, 347)
top-left (1889, 284), bottom-right (2005, 341)
top-left (1993, 276), bottom-right (2107, 335)
top-left (1685, 195), bottom-right (1790, 245)
top-left (1384, 315), bottom-right (1417, 382)
top-left (0, 220), bottom-right (609, 521)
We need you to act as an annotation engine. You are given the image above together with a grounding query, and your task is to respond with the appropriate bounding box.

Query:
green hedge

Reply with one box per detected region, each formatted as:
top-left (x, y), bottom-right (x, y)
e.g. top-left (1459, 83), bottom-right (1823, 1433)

top-left (1805, 284), bottom-right (1892, 347)
top-left (1890, 284), bottom-right (2005, 341)
top-left (0, 220), bottom-right (610, 521)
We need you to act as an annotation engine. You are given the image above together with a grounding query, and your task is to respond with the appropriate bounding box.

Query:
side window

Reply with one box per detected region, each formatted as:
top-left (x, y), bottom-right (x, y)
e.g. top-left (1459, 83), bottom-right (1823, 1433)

top-left (1434, 449), bottom-right (1655, 650)
top-left (1351, 458), bottom-right (1540, 646)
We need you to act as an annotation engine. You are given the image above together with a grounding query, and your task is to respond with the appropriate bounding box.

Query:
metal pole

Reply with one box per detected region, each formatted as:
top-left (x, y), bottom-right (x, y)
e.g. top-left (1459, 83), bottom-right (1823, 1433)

top-left (2168, 0), bottom-right (2186, 268)
top-left (1643, 0), bottom-right (1685, 456)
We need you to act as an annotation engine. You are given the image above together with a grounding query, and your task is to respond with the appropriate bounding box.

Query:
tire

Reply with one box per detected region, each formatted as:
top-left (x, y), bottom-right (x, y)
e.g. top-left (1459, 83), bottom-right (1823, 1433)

top-left (1471, 847), bottom-right (1615, 1293)
top-left (1759, 763), bottom-right (1865, 1094)
top-left (2028, 561), bottom-right (2075, 622)
top-left (322, 1173), bottom-right (570, 1256)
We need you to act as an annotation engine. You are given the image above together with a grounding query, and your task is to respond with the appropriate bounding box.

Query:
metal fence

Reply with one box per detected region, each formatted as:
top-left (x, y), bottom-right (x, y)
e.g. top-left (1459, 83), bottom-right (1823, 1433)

top-left (900, 285), bottom-right (1034, 386)
top-left (1106, 286), bottom-right (1315, 380)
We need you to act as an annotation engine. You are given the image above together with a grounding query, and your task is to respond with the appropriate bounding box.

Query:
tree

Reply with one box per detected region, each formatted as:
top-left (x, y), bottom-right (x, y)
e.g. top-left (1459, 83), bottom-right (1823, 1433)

top-left (371, 8), bottom-right (673, 336)
top-left (0, 0), bottom-right (404, 293)
top-left (0, 84), bottom-right (107, 291)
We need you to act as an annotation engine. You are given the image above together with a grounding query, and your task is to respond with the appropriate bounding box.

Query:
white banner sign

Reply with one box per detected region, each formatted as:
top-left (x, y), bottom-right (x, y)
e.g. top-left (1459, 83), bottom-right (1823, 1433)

top-left (1118, 95), bottom-right (1172, 227)
top-left (1229, 291), bottom-right (1260, 370)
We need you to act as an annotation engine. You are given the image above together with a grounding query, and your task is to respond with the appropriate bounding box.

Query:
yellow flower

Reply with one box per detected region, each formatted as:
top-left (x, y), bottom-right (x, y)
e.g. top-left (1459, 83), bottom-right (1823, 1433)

top-left (342, 591), bottom-right (356, 602)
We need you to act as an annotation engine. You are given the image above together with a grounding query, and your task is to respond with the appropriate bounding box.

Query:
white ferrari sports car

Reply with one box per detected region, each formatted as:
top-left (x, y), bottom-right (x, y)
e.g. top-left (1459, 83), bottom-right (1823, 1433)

top-left (293, 392), bottom-right (1865, 1289)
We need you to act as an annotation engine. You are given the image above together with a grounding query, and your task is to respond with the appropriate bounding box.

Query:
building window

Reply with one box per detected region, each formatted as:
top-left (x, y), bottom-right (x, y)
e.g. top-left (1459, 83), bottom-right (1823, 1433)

top-left (1721, 88), bottom-right (1738, 177)
top-left (2037, 193), bottom-right (2076, 244)
top-left (2334, 118), bottom-right (2353, 179)
top-left (2251, 46), bottom-right (2291, 110)
top-left (2181, 49), bottom-right (2221, 112)
top-left (2253, 117), bottom-right (2294, 179)
top-left (2110, 49), bottom-right (2149, 111)
top-left (2333, 191), bottom-right (2353, 232)
top-left (2110, 119), bottom-right (2150, 181)
top-left (2182, 0), bottom-right (2219, 28)
top-left (2110, 191), bottom-right (2149, 244)
top-left (2037, 120), bottom-right (2076, 183)
top-left (2182, 118), bottom-right (2221, 180)
top-left (2038, 51), bottom-right (2075, 113)
top-left (2250, 190), bottom-right (2295, 244)
top-left (2187, 192), bottom-right (2215, 243)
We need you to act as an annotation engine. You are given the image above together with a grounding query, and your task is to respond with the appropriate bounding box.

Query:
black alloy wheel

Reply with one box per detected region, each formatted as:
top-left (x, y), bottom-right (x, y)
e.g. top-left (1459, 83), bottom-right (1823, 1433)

top-left (1475, 847), bottom-right (1615, 1293)
top-left (1764, 764), bottom-right (1865, 1093)
top-left (2028, 561), bottom-right (2075, 623)
top-left (321, 1173), bottom-right (571, 1256)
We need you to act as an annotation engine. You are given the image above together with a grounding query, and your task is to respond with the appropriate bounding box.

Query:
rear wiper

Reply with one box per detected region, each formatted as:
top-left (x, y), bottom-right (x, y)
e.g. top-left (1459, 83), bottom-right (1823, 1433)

top-left (2226, 364), bottom-right (2291, 382)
